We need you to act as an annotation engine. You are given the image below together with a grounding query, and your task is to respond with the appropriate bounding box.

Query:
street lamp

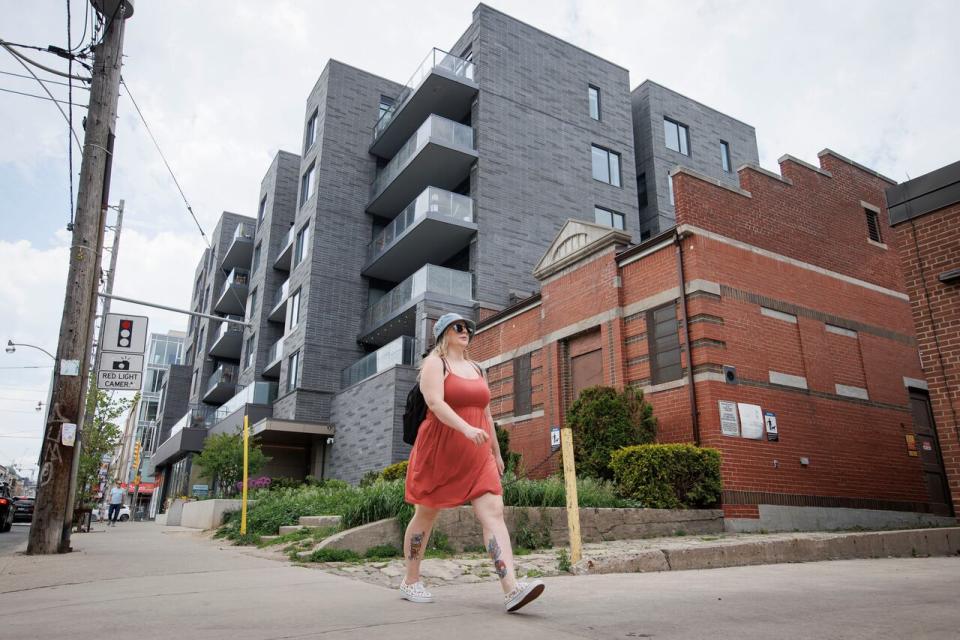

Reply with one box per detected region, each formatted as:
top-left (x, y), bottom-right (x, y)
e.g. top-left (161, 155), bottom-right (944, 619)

top-left (6, 340), bottom-right (56, 361)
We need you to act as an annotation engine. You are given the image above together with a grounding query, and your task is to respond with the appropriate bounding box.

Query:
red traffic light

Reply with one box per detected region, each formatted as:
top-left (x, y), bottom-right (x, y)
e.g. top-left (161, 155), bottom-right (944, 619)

top-left (120, 320), bottom-right (133, 329)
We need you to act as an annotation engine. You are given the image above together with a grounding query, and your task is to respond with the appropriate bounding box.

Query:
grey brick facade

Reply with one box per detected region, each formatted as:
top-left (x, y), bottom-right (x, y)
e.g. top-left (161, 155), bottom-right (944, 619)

top-left (631, 80), bottom-right (759, 238)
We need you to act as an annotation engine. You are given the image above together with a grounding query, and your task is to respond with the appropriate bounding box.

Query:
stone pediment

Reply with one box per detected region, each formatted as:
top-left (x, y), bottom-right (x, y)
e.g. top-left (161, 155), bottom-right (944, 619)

top-left (533, 219), bottom-right (632, 281)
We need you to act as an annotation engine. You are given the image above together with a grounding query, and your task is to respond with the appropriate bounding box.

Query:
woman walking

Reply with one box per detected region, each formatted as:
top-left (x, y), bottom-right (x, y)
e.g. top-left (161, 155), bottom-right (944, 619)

top-left (401, 312), bottom-right (545, 613)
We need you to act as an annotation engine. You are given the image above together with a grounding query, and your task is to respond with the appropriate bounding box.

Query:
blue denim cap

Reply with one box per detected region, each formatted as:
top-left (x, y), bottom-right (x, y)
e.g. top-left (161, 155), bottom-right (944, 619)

top-left (433, 312), bottom-right (475, 342)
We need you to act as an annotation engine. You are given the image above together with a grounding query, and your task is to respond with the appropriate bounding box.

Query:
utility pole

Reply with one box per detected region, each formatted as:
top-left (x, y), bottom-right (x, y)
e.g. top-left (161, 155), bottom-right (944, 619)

top-left (60, 200), bottom-right (124, 551)
top-left (28, 0), bottom-right (133, 555)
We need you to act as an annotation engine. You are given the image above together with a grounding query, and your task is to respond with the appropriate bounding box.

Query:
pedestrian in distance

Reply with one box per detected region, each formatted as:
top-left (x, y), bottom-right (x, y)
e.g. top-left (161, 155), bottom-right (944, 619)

top-left (108, 482), bottom-right (124, 526)
top-left (401, 312), bottom-right (545, 613)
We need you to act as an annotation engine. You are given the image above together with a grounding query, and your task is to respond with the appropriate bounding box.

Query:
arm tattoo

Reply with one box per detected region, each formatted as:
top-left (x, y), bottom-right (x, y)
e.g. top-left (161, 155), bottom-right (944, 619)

top-left (409, 532), bottom-right (425, 561)
top-left (487, 536), bottom-right (508, 579)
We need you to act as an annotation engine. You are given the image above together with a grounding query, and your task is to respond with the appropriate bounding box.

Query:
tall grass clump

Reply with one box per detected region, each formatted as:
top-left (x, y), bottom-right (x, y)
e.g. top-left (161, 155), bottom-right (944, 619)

top-left (501, 473), bottom-right (639, 508)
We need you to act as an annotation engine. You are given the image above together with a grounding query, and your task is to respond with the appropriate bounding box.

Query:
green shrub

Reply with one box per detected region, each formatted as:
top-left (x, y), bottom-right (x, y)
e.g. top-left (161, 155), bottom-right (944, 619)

top-left (496, 425), bottom-right (522, 475)
top-left (501, 472), bottom-right (638, 508)
top-left (320, 479), bottom-right (349, 491)
top-left (307, 548), bottom-right (360, 563)
top-left (364, 544), bottom-right (402, 559)
top-left (340, 480), bottom-right (415, 531)
top-left (610, 444), bottom-right (721, 509)
top-left (566, 386), bottom-right (657, 480)
top-left (271, 477), bottom-right (303, 490)
top-left (380, 461), bottom-right (409, 482)
top-left (513, 509), bottom-right (552, 550)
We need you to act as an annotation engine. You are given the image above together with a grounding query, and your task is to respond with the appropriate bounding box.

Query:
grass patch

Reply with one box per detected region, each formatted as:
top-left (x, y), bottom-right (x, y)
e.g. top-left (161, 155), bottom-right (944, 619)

top-left (525, 568), bottom-right (545, 578)
top-left (364, 544), bottom-right (402, 560)
top-left (306, 548), bottom-right (361, 563)
top-left (557, 548), bottom-right (571, 573)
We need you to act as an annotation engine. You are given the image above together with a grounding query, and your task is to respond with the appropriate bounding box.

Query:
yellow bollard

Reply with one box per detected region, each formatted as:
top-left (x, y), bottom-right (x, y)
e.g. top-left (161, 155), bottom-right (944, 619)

top-left (560, 426), bottom-right (582, 564)
top-left (240, 415), bottom-right (249, 536)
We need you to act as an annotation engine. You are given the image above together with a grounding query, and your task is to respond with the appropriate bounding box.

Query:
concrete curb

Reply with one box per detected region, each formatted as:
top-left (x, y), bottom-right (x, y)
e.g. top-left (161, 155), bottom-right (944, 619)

top-left (572, 527), bottom-right (960, 575)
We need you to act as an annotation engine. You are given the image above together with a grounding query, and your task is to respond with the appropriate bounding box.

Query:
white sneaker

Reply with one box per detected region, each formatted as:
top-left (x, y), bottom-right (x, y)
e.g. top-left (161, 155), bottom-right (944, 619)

top-left (504, 579), bottom-right (545, 613)
top-left (399, 580), bottom-right (434, 603)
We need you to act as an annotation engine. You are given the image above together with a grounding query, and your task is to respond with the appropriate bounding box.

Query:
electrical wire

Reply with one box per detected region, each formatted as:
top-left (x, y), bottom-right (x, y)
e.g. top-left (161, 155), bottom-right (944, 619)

top-left (68, 0), bottom-right (75, 228)
top-left (69, 0), bottom-right (90, 53)
top-left (1, 46), bottom-right (82, 151)
top-left (0, 69), bottom-right (90, 89)
top-left (0, 40), bottom-right (90, 82)
top-left (0, 85), bottom-right (87, 107)
top-left (120, 77), bottom-right (210, 247)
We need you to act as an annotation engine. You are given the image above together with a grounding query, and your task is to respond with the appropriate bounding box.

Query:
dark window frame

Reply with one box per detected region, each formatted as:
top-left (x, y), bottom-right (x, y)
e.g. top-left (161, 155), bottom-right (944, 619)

top-left (588, 85), bottom-right (601, 121)
top-left (513, 353), bottom-right (532, 416)
top-left (591, 144), bottom-right (622, 187)
top-left (257, 195), bottom-right (267, 228)
top-left (300, 162), bottom-right (315, 207)
top-left (287, 350), bottom-right (301, 392)
top-left (594, 205), bottom-right (625, 231)
top-left (304, 109), bottom-right (318, 153)
top-left (865, 209), bottom-right (882, 243)
top-left (294, 223), bottom-right (310, 267)
top-left (720, 140), bottom-right (731, 172)
top-left (647, 302), bottom-right (683, 385)
top-left (664, 117), bottom-right (690, 156)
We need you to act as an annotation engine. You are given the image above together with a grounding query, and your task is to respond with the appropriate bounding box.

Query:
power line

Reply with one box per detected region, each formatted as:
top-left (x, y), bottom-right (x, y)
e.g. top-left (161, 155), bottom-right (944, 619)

top-left (0, 40), bottom-right (91, 81)
top-left (67, 0), bottom-right (75, 229)
top-left (0, 85), bottom-right (87, 107)
top-left (0, 365), bottom-right (54, 370)
top-left (0, 69), bottom-right (90, 89)
top-left (121, 77), bottom-right (210, 247)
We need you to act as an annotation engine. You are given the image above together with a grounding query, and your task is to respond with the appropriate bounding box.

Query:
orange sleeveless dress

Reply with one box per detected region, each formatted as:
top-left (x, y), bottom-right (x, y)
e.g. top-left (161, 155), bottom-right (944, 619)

top-left (405, 370), bottom-right (502, 508)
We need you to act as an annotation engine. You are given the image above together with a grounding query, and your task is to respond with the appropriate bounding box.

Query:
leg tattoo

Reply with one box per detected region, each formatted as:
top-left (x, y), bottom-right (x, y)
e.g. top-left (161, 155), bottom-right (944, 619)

top-left (409, 532), bottom-right (424, 561)
top-left (487, 536), bottom-right (508, 579)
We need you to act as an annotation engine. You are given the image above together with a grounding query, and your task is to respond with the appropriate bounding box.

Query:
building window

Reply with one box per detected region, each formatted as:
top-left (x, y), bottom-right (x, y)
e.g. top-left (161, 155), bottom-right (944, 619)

top-left (594, 206), bottom-right (625, 230)
top-left (647, 302), bottom-right (683, 384)
top-left (288, 289), bottom-right (302, 330)
top-left (251, 242), bottom-right (261, 274)
top-left (591, 145), bottom-right (621, 187)
top-left (247, 287), bottom-right (258, 321)
top-left (294, 223), bottom-right (310, 267)
top-left (304, 109), bottom-right (318, 153)
top-left (300, 162), bottom-right (315, 207)
top-left (865, 209), bottom-right (882, 243)
top-left (668, 175), bottom-right (675, 206)
top-left (720, 140), bottom-right (731, 172)
top-left (378, 95), bottom-right (395, 122)
top-left (637, 173), bottom-right (648, 209)
top-left (184, 346), bottom-right (193, 367)
top-left (664, 118), bottom-right (689, 156)
top-left (257, 195), bottom-right (267, 228)
top-left (588, 85), bottom-right (601, 121)
top-left (287, 350), bottom-right (301, 392)
top-left (190, 369), bottom-right (198, 395)
top-left (244, 335), bottom-right (255, 371)
top-left (513, 353), bottom-right (532, 416)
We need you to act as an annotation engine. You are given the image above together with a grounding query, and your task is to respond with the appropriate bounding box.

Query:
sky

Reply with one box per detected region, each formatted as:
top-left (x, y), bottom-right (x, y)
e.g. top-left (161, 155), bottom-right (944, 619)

top-left (1, 0), bottom-right (958, 475)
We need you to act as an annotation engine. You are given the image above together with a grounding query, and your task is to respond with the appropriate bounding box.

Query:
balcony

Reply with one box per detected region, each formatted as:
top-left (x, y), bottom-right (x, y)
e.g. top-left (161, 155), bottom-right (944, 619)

top-left (263, 336), bottom-right (285, 379)
top-left (267, 279), bottom-right (290, 324)
top-left (213, 268), bottom-right (249, 315)
top-left (341, 336), bottom-right (416, 388)
top-left (367, 114), bottom-right (477, 216)
top-left (209, 381), bottom-right (278, 426)
top-left (363, 187), bottom-right (476, 281)
top-left (203, 364), bottom-right (239, 404)
top-left (221, 223), bottom-right (254, 271)
top-left (371, 48), bottom-right (477, 159)
top-left (207, 317), bottom-right (245, 359)
top-left (360, 264), bottom-right (472, 346)
top-left (273, 226), bottom-right (295, 271)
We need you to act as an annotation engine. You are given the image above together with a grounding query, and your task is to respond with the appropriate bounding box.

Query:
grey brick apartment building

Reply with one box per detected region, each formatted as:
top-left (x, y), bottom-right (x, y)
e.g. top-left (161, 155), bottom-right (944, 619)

top-left (152, 4), bottom-right (758, 494)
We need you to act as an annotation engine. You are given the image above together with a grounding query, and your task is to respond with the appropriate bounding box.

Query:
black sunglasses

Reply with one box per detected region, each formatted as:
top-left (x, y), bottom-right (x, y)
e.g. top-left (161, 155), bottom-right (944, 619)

top-left (451, 322), bottom-right (472, 335)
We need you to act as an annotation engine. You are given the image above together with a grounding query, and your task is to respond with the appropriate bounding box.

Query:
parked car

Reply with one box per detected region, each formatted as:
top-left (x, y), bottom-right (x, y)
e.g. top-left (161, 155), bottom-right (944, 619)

top-left (0, 485), bottom-right (13, 532)
top-left (12, 496), bottom-right (34, 522)
top-left (90, 504), bottom-right (131, 522)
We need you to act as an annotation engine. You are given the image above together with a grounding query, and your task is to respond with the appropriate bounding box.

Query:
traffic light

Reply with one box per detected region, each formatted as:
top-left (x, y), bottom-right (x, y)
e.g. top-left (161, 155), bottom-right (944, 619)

top-left (133, 441), bottom-right (141, 469)
top-left (117, 318), bottom-right (134, 348)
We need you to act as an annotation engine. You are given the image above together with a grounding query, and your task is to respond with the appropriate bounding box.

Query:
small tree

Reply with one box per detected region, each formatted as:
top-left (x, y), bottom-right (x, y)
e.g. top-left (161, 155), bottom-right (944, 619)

top-left (79, 387), bottom-right (136, 506)
top-left (566, 385), bottom-right (658, 480)
top-left (195, 432), bottom-right (268, 497)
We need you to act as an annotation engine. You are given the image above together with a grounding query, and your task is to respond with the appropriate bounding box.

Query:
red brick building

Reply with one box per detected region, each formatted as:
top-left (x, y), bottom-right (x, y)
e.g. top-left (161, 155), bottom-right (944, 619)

top-left (887, 161), bottom-right (960, 515)
top-left (472, 150), bottom-right (957, 531)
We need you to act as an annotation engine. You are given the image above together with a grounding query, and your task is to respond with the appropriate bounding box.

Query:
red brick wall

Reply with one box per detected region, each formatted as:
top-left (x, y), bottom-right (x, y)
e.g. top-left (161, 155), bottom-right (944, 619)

top-left (892, 202), bottom-right (960, 513)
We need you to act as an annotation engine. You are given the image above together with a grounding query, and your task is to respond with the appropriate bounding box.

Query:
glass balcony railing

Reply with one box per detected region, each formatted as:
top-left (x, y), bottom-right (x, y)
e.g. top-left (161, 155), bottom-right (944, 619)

top-left (370, 115), bottom-right (475, 201)
top-left (222, 268), bottom-right (249, 292)
top-left (232, 222), bottom-right (254, 242)
top-left (212, 317), bottom-right (244, 342)
top-left (271, 279), bottom-right (290, 312)
top-left (367, 188), bottom-right (473, 263)
top-left (209, 381), bottom-right (278, 425)
top-left (341, 336), bottom-right (417, 388)
top-left (205, 364), bottom-right (239, 395)
top-left (373, 48), bottom-right (475, 141)
top-left (362, 264), bottom-right (472, 335)
top-left (168, 405), bottom-right (217, 438)
top-left (267, 336), bottom-right (285, 366)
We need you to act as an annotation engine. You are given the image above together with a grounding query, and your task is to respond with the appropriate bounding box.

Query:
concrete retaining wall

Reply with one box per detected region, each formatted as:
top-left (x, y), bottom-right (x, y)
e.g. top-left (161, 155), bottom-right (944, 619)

top-left (179, 499), bottom-right (255, 530)
top-left (726, 505), bottom-right (958, 533)
top-left (317, 506), bottom-right (722, 554)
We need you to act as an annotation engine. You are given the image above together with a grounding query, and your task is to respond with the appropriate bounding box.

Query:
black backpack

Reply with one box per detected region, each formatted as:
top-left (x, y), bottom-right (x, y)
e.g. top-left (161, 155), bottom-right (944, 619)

top-left (402, 359), bottom-right (446, 445)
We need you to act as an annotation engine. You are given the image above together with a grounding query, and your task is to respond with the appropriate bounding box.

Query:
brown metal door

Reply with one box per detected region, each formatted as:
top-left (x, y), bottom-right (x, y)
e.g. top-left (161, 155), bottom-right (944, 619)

top-left (909, 391), bottom-right (953, 517)
top-left (571, 349), bottom-right (603, 400)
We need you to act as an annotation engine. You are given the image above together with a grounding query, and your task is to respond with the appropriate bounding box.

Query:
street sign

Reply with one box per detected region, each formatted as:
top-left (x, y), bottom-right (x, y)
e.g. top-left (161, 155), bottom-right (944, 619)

top-left (98, 352), bottom-right (144, 374)
top-left (719, 400), bottom-right (740, 437)
top-left (97, 369), bottom-right (142, 390)
top-left (101, 313), bottom-right (149, 353)
top-left (550, 426), bottom-right (561, 451)
top-left (764, 411), bottom-right (779, 441)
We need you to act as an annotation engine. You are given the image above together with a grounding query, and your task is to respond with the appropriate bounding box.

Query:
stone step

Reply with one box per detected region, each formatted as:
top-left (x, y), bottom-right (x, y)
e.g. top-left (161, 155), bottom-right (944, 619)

top-left (299, 515), bottom-right (342, 528)
top-left (260, 535), bottom-right (279, 543)
top-left (278, 525), bottom-right (308, 536)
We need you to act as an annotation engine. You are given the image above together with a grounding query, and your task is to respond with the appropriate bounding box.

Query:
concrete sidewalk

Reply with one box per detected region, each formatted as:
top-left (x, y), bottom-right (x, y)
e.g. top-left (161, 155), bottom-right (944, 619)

top-left (2, 522), bottom-right (959, 639)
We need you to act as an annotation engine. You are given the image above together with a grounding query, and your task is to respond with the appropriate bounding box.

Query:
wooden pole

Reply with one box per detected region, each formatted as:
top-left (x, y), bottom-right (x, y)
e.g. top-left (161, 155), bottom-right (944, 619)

top-left (240, 415), bottom-right (249, 536)
top-left (560, 426), bottom-right (582, 564)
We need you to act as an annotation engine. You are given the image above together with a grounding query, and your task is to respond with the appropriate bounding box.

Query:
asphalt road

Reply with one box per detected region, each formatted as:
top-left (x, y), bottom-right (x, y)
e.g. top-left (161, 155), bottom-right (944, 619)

top-left (0, 522), bottom-right (29, 554)
top-left (2, 523), bottom-right (958, 640)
